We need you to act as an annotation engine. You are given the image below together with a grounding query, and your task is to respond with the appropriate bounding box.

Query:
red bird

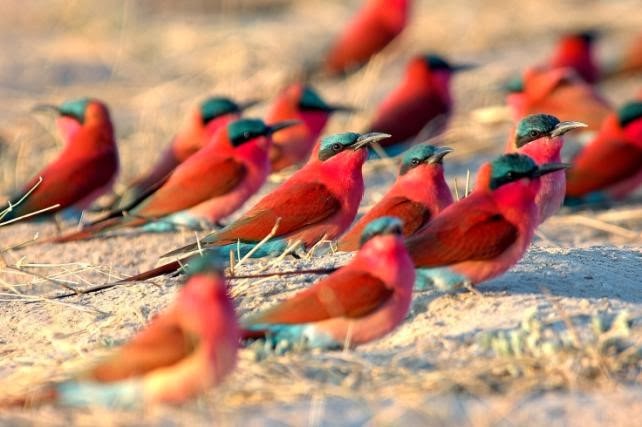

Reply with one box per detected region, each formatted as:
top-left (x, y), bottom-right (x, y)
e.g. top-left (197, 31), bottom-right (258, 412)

top-left (367, 54), bottom-right (474, 155)
top-left (504, 114), bottom-right (586, 223)
top-left (1, 98), bottom-right (118, 223)
top-left (114, 97), bottom-right (256, 210)
top-left (324, 0), bottom-right (411, 75)
top-left (242, 216), bottom-right (415, 351)
top-left (566, 101), bottom-right (642, 203)
top-left (2, 255), bottom-right (238, 408)
top-left (549, 30), bottom-right (600, 84)
top-left (121, 132), bottom-right (392, 282)
top-left (337, 144), bottom-right (453, 251)
top-left (49, 119), bottom-right (297, 242)
top-left (505, 67), bottom-right (611, 134)
top-left (407, 154), bottom-right (569, 291)
top-left (266, 84), bottom-right (353, 172)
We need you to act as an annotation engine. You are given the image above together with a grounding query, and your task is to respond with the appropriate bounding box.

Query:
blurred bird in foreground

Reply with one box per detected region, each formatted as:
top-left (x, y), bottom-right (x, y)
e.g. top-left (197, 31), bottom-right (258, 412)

top-left (242, 216), bottom-right (415, 351)
top-left (113, 97), bottom-right (257, 210)
top-left (0, 98), bottom-right (119, 225)
top-left (266, 84), bottom-right (353, 172)
top-left (120, 132), bottom-right (392, 282)
top-left (2, 256), bottom-right (238, 408)
top-left (49, 119), bottom-right (297, 241)
top-left (324, 0), bottom-right (411, 76)
top-left (504, 114), bottom-right (587, 223)
top-left (407, 154), bottom-right (569, 291)
top-left (368, 54), bottom-right (474, 156)
top-left (505, 67), bottom-right (611, 134)
top-left (565, 101), bottom-right (642, 204)
top-left (337, 144), bottom-right (453, 251)
top-left (548, 30), bottom-right (600, 84)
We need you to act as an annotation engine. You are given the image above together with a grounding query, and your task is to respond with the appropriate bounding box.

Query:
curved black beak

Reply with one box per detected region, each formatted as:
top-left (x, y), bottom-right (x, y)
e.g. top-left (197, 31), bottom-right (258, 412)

top-left (353, 132), bottom-right (392, 150)
top-left (238, 99), bottom-right (261, 112)
top-left (31, 104), bottom-right (60, 114)
top-left (429, 146), bottom-right (454, 164)
top-left (533, 162), bottom-right (571, 178)
top-left (550, 121), bottom-right (587, 138)
top-left (326, 104), bottom-right (356, 113)
top-left (267, 120), bottom-right (302, 135)
top-left (451, 63), bottom-right (477, 73)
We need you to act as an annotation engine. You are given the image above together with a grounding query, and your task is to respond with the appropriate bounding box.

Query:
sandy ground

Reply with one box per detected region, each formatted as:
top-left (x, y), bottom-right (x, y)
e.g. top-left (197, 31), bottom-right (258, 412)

top-left (0, 0), bottom-right (641, 425)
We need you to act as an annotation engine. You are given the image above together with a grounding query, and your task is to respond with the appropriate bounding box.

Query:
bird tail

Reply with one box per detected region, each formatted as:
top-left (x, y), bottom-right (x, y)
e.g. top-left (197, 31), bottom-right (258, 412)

top-left (43, 216), bottom-right (143, 244)
top-left (120, 260), bottom-right (184, 282)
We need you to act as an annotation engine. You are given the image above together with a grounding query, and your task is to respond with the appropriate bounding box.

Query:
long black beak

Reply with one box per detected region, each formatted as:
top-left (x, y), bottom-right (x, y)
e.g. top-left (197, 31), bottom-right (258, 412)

top-left (429, 146), bottom-right (454, 164)
top-left (267, 120), bottom-right (302, 135)
top-left (31, 104), bottom-right (60, 114)
top-left (451, 63), bottom-right (477, 72)
top-left (326, 104), bottom-right (356, 113)
top-left (550, 121), bottom-right (587, 138)
top-left (353, 132), bottom-right (392, 150)
top-left (533, 162), bottom-right (571, 177)
top-left (238, 99), bottom-right (261, 112)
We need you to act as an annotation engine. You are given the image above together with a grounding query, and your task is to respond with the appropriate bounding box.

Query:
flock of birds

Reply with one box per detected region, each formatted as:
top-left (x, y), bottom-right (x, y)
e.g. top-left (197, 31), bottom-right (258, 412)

top-left (2, 0), bottom-right (642, 409)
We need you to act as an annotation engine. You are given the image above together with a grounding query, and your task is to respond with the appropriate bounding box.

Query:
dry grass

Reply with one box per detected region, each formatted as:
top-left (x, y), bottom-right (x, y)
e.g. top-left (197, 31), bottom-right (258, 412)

top-left (0, 0), bottom-right (641, 425)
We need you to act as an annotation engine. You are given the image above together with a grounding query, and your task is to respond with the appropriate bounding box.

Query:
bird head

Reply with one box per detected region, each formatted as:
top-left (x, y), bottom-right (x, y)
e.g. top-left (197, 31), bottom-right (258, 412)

top-left (298, 86), bottom-right (354, 115)
top-left (399, 144), bottom-right (453, 175)
top-left (359, 216), bottom-right (404, 247)
top-left (617, 101), bottom-right (642, 141)
top-left (489, 153), bottom-right (570, 190)
top-left (199, 97), bottom-right (258, 125)
top-left (227, 118), bottom-right (300, 147)
top-left (318, 132), bottom-right (391, 161)
top-left (514, 114), bottom-right (586, 148)
top-left (32, 97), bottom-right (111, 127)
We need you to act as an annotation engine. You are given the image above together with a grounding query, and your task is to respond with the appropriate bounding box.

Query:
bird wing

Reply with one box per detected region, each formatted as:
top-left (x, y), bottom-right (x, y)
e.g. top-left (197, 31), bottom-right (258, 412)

top-left (566, 138), bottom-right (642, 197)
top-left (88, 310), bottom-right (195, 382)
top-left (247, 269), bottom-right (393, 325)
top-left (406, 195), bottom-right (518, 267)
top-left (133, 156), bottom-right (247, 219)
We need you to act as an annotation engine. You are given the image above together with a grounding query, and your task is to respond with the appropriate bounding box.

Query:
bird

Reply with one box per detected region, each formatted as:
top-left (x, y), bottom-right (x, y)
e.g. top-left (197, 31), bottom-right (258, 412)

top-left (120, 132), bottom-right (392, 282)
top-left (504, 114), bottom-right (587, 223)
top-left (48, 118), bottom-right (298, 241)
top-left (324, 0), bottom-right (411, 76)
top-left (113, 97), bottom-right (257, 210)
top-left (1, 255), bottom-right (238, 408)
top-left (602, 31), bottom-right (642, 78)
top-left (242, 216), bottom-right (415, 351)
top-left (504, 67), bottom-right (611, 134)
top-left (565, 101), bottom-right (642, 204)
top-left (406, 153), bottom-right (569, 292)
top-left (337, 144), bottom-right (453, 251)
top-left (548, 30), bottom-right (600, 84)
top-left (367, 54), bottom-right (474, 156)
top-left (0, 97), bottom-right (119, 224)
top-left (266, 84), bottom-right (353, 172)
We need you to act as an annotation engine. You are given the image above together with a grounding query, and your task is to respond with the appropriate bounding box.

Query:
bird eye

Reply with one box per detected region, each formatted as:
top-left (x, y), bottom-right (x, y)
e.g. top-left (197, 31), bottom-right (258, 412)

top-left (506, 172), bottom-right (514, 178)
top-left (411, 158), bottom-right (420, 165)
top-left (529, 130), bottom-right (539, 138)
top-left (332, 143), bottom-right (342, 152)
top-left (243, 131), bottom-right (251, 139)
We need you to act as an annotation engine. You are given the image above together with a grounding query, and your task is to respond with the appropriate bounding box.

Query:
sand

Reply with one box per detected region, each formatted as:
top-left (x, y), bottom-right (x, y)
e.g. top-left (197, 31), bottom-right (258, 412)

top-left (0, 0), bottom-right (641, 425)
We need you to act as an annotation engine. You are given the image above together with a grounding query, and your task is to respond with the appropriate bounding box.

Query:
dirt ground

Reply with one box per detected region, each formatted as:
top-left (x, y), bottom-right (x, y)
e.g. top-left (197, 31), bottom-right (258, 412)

top-left (0, 0), bottom-right (641, 425)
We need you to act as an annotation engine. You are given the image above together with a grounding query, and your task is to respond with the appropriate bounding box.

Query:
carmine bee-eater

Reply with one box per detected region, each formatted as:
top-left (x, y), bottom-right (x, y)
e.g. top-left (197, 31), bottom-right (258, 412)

top-left (242, 216), bottom-right (415, 351)
top-left (549, 30), bottom-right (600, 84)
top-left (121, 132), bottom-right (391, 282)
top-left (337, 144), bottom-right (453, 251)
top-left (505, 67), bottom-right (611, 135)
top-left (368, 54), bottom-right (474, 156)
top-left (114, 97), bottom-right (257, 210)
top-left (266, 84), bottom-right (353, 172)
top-left (49, 119), bottom-right (298, 241)
top-left (407, 154), bottom-right (569, 292)
top-left (324, 0), bottom-right (411, 76)
top-left (0, 98), bottom-right (118, 223)
top-left (565, 101), bottom-right (642, 204)
top-left (504, 114), bottom-right (587, 223)
top-left (2, 255), bottom-right (238, 408)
